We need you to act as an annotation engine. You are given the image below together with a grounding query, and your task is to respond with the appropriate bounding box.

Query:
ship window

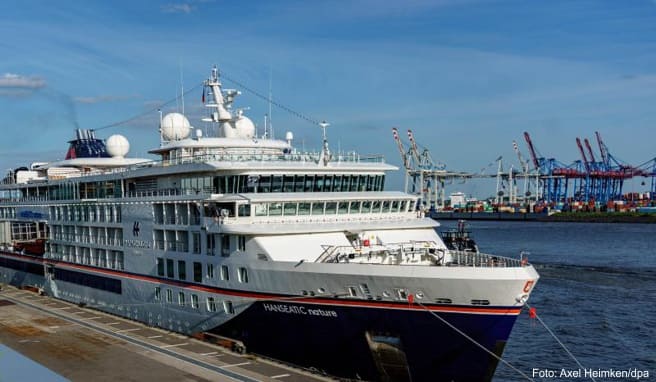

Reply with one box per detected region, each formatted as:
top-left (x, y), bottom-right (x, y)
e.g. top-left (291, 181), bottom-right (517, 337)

top-left (166, 289), bottom-right (173, 303)
top-left (178, 292), bottom-right (185, 306)
top-left (226, 176), bottom-right (236, 194)
top-left (193, 262), bottom-right (202, 283)
top-left (156, 258), bottom-right (164, 277)
top-left (396, 288), bottom-right (408, 300)
top-left (391, 200), bottom-right (399, 212)
top-left (314, 175), bottom-right (325, 192)
top-left (155, 287), bottom-right (161, 301)
top-left (192, 232), bottom-right (201, 254)
top-left (221, 235), bottom-right (230, 256)
top-left (269, 202), bottom-right (282, 216)
top-left (471, 299), bottom-right (490, 306)
top-left (361, 201), bottom-right (372, 213)
top-left (259, 176), bottom-right (271, 193)
top-left (207, 297), bottom-right (217, 312)
top-left (207, 263), bottom-right (214, 279)
top-left (237, 204), bottom-right (251, 217)
top-left (350, 201), bottom-right (361, 214)
top-left (347, 286), bottom-right (358, 297)
top-left (244, 175), bottom-right (257, 193)
top-left (272, 175), bottom-right (283, 192)
top-left (283, 202), bottom-right (297, 216)
top-left (283, 175), bottom-right (294, 192)
top-left (347, 175), bottom-right (357, 191)
top-left (221, 265), bottom-right (229, 281)
top-left (382, 200), bottom-right (390, 212)
top-left (294, 175), bottom-right (305, 192)
top-left (223, 301), bottom-right (234, 314)
top-left (254, 203), bottom-right (267, 216)
top-left (323, 175), bottom-right (333, 191)
top-left (337, 202), bottom-right (349, 214)
top-left (372, 201), bottom-right (381, 213)
top-left (357, 175), bottom-right (366, 191)
top-left (238, 267), bottom-right (249, 283)
top-left (325, 202), bottom-right (337, 214)
top-left (178, 260), bottom-right (186, 280)
top-left (207, 234), bottom-right (216, 256)
top-left (191, 294), bottom-right (199, 309)
top-left (304, 175), bottom-right (314, 192)
top-left (311, 202), bottom-right (324, 215)
top-left (298, 202), bottom-right (311, 215)
top-left (237, 235), bottom-right (246, 251)
top-left (333, 175), bottom-right (342, 191)
top-left (166, 259), bottom-right (174, 278)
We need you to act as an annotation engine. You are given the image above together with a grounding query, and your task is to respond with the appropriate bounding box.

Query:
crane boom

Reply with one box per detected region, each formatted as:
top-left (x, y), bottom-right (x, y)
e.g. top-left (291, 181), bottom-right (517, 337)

top-left (392, 128), bottom-right (410, 170)
top-left (512, 140), bottom-right (529, 173)
top-left (584, 138), bottom-right (597, 163)
top-left (407, 129), bottom-right (422, 167)
top-left (523, 132), bottom-right (540, 171)
top-left (576, 137), bottom-right (591, 172)
top-left (595, 131), bottom-right (610, 166)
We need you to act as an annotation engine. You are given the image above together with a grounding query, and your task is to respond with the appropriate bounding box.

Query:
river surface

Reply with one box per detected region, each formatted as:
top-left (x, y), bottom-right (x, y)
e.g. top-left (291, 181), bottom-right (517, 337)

top-left (438, 220), bottom-right (656, 381)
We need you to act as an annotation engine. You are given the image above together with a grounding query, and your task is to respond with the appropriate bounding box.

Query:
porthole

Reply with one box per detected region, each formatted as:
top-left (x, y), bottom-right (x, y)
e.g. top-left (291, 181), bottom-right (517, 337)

top-left (317, 287), bottom-right (326, 294)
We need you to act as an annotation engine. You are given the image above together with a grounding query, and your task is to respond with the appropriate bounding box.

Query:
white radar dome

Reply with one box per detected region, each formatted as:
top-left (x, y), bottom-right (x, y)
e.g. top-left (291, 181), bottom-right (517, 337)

top-left (161, 112), bottom-right (191, 141)
top-left (106, 134), bottom-right (130, 158)
top-left (234, 116), bottom-right (255, 139)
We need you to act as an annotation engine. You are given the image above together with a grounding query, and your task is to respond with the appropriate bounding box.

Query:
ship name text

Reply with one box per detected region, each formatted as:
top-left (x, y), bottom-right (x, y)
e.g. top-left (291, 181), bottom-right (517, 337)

top-left (263, 303), bottom-right (338, 318)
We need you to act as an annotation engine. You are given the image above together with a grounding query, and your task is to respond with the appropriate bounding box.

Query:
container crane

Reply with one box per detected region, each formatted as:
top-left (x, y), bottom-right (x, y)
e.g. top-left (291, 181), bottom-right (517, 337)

top-left (392, 127), bottom-right (411, 192)
top-left (512, 140), bottom-right (533, 201)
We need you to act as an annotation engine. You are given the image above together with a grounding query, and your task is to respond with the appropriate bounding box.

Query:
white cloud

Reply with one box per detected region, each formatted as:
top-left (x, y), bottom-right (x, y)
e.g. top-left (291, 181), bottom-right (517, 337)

top-left (161, 3), bottom-right (194, 14)
top-left (0, 73), bottom-right (46, 89)
top-left (73, 94), bottom-right (136, 104)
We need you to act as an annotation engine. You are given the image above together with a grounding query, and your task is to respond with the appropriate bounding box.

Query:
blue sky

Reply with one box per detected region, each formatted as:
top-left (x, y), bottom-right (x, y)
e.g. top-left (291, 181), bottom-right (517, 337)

top-left (1, 0), bottom-right (655, 195)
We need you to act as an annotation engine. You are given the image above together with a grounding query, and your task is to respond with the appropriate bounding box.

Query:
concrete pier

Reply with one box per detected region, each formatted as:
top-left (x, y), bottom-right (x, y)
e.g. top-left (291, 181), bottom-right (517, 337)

top-left (0, 286), bottom-right (334, 382)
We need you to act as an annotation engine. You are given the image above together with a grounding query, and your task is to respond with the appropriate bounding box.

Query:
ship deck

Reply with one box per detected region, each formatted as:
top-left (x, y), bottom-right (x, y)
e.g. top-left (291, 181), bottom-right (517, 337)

top-left (0, 285), bottom-right (335, 382)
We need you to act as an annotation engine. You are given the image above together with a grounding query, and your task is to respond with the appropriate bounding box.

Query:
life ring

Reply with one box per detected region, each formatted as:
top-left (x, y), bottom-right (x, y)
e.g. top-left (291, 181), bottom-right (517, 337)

top-left (523, 280), bottom-right (534, 293)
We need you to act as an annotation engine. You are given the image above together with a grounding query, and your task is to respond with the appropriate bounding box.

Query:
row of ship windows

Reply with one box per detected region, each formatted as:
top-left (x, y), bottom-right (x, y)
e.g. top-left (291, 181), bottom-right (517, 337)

top-left (50, 204), bottom-right (122, 223)
top-left (156, 258), bottom-right (249, 284)
top-left (153, 231), bottom-right (246, 256)
top-left (48, 244), bottom-right (125, 271)
top-left (252, 199), bottom-right (413, 217)
top-left (154, 287), bottom-right (235, 313)
top-left (153, 203), bottom-right (201, 225)
top-left (211, 174), bottom-right (385, 194)
top-left (0, 207), bottom-right (15, 219)
top-left (0, 181), bottom-right (120, 202)
top-left (0, 173), bottom-right (385, 202)
top-left (51, 226), bottom-right (123, 247)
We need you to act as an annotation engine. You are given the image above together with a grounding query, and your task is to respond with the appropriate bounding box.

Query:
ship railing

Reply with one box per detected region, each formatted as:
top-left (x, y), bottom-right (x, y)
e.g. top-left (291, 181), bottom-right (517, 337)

top-left (446, 250), bottom-right (524, 268)
top-left (164, 151), bottom-right (386, 166)
top-left (317, 241), bottom-right (525, 267)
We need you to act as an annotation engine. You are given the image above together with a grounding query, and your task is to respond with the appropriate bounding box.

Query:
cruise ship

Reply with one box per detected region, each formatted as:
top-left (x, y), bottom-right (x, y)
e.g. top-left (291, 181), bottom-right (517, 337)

top-left (0, 66), bottom-right (539, 381)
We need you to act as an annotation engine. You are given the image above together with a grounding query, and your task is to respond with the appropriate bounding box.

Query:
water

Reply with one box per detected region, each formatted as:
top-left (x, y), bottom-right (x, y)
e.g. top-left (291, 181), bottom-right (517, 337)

top-left (439, 220), bottom-right (656, 381)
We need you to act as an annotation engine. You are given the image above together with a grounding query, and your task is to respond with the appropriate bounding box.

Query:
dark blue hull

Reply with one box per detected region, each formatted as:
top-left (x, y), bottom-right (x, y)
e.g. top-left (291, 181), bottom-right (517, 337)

top-left (212, 301), bottom-right (519, 381)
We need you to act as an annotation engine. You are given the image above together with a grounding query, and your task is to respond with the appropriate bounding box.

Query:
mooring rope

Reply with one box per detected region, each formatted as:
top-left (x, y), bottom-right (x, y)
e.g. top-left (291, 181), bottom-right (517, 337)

top-left (415, 301), bottom-right (535, 381)
top-left (525, 302), bottom-right (597, 382)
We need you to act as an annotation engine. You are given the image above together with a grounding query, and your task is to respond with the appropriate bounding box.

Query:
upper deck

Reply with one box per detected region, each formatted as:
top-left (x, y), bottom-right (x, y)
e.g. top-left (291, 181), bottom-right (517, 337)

top-left (1, 66), bottom-right (396, 204)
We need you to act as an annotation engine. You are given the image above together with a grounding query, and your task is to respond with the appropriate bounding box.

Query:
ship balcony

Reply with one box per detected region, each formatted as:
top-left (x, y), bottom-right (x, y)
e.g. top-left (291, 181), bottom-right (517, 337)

top-left (316, 241), bottom-right (525, 267)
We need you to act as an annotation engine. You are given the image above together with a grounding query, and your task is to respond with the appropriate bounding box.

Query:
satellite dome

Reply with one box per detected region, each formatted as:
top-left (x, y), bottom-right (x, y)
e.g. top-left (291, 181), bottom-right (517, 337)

top-left (161, 113), bottom-right (191, 141)
top-left (106, 134), bottom-right (130, 158)
top-left (234, 115), bottom-right (255, 139)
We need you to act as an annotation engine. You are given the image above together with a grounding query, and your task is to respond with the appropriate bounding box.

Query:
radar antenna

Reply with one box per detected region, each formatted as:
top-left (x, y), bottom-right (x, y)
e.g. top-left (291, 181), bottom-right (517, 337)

top-left (319, 121), bottom-right (331, 166)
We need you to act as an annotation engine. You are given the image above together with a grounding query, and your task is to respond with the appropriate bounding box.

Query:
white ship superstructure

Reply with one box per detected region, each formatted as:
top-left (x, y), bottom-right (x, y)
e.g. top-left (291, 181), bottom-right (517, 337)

top-left (0, 66), bottom-right (538, 382)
